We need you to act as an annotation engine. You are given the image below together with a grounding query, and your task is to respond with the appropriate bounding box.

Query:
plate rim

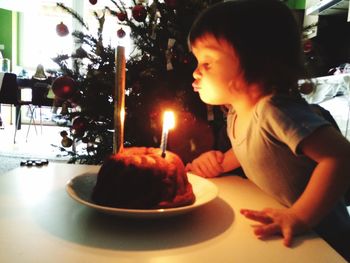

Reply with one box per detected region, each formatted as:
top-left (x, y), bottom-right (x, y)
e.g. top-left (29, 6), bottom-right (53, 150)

top-left (66, 172), bottom-right (218, 217)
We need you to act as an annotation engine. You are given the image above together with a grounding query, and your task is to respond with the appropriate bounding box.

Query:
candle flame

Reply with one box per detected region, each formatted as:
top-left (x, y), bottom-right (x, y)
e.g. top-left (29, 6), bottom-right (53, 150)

top-left (163, 111), bottom-right (175, 131)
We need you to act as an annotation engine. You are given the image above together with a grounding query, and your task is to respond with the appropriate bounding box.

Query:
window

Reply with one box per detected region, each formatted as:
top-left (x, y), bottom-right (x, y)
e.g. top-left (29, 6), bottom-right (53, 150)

top-left (19, 0), bottom-right (74, 71)
top-left (18, 0), bottom-right (133, 73)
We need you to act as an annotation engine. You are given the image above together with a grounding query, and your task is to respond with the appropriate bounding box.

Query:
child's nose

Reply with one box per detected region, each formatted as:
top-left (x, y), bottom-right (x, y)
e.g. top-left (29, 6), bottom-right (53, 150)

top-left (193, 67), bottom-right (201, 79)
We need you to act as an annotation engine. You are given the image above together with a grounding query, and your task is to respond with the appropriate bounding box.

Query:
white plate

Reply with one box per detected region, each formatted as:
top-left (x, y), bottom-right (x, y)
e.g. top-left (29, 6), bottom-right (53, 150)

top-left (66, 172), bottom-right (218, 218)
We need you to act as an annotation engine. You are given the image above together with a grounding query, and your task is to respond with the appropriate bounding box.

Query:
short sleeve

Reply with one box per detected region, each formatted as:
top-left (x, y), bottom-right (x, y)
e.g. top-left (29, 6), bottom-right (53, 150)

top-left (256, 96), bottom-right (331, 155)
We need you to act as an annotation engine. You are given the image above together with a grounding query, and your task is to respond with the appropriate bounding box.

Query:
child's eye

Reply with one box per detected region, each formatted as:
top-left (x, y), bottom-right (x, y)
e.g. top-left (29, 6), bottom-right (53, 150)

top-left (202, 63), bottom-right (210, 70)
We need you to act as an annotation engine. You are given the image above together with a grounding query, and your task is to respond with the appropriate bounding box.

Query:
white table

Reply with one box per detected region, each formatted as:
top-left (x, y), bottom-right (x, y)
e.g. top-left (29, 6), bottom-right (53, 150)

top-left (0, 163), bottom-right (346, 262)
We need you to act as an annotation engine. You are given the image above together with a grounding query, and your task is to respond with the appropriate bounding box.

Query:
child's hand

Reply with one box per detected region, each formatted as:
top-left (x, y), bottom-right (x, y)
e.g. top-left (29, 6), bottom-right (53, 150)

top-left (240, 208), bottom-right (310, 247)
top-left (185, 150), bottom-right (224, 178)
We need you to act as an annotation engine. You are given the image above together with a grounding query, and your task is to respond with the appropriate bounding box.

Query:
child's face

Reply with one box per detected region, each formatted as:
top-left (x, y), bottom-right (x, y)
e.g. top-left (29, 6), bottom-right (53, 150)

top-left (191, 34), bottom-right (245, 105)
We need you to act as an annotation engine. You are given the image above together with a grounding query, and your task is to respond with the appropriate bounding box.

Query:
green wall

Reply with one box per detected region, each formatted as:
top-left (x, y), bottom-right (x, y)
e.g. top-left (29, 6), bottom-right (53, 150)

top-left (287, 0), bottom-right (305, 9)
top-left (0, 8), bottom-right (13, 60)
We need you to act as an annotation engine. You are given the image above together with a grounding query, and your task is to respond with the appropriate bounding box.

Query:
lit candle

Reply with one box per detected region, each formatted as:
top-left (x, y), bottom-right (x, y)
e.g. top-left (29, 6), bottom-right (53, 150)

top-left (113, 45), bottom-right (126, 154)
top-left (160, 111), bottom-right (175, 157)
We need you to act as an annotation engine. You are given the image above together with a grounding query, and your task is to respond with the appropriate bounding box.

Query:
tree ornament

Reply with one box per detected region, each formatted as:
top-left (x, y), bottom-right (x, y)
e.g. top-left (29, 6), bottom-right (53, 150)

top-left (61, 136), bottom-right (73, 148)
top-left (89, 0), bottom-right (98, 5)
top-left (72, 116), bottom-right (89, 136)
top-left (116, 12), bottom-right (127, 22)
top-left (52, 76), bottom-right (77, 100)
top-left (56, 22), bottom-right (69, 37)
top-left (303, 39), bottom-right (313, 53)
top-left (132, 4), bottom-right (147, 22)
top-left (299, 81), bottom-right (314, 94)
top-left (117, 28), bottom-right (126, 38)
top-left (60, 130), bottom-right (73, 147)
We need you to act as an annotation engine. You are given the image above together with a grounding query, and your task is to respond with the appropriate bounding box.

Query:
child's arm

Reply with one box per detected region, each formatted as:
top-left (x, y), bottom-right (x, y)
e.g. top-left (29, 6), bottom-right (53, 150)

top-left (185, 148), bottom-right (241, 178)
top-left (291, 125), bottom-right (350, 225)
top-left (241, 126), bottom-right (350, 246)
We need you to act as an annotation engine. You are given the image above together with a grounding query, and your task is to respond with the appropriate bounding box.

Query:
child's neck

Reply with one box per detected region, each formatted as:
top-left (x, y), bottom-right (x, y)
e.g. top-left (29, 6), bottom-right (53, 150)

top-left (232, 93), bottom-right (268, 140)
top-left (232, 87), bottom-right (268, 117)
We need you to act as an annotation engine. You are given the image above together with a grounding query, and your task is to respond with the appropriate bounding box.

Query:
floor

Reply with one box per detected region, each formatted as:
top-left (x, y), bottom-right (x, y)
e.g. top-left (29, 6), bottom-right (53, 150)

top-left (0, 104), bottom-right (71, 161)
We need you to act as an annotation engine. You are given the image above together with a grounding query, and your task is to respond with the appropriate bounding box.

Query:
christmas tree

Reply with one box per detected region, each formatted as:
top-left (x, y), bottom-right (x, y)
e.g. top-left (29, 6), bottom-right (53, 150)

top-left (52, 0), bottom-right (223, 164)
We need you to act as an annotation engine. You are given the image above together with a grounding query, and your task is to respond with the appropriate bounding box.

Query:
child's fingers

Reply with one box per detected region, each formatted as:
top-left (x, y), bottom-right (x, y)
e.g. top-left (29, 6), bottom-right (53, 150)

top-left (253, 223), bottom-right (280, 237)
top-left (206, 154), bottom-right (223, 175)
top-left (253, 223), bottom-right (294, 247)
top-left (282, 227), bottom-right (293, 247)
top-left (185, 151), bottom-right (224, 178)
top-left (240, 209), bottom-right (273, 224)
top-left (215, 151), bottom-right (225, 163)
top-left (193, 161), bottom-right (217, 178)
top-left (187, 161), bottom-right (211, 178)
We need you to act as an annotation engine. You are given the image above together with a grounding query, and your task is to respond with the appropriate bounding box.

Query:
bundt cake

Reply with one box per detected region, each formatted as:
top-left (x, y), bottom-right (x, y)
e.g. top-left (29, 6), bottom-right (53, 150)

top-left (91, 147), bottom-right (195, 209)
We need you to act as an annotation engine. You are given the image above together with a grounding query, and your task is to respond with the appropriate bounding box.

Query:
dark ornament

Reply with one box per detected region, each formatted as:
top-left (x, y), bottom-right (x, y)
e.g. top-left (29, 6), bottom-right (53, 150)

top-left (117, 28), bottom-right (126, 38)
top-left (56, 22), bottom-right (69, 37)
top-left (299, 81), bottom-right (314, 95)
top-left (52, 76), bottom-right (77, 100)
top-left (89, 0), bottom-right (98, 5)
top-left (61, 136), bottom-right (73, 148)
top-left (303, 39), bottom-right (313, 53)
top-left (132, 4), bottom-right (147, 22)
top-left (60, 129), bottom-right (73, 147)
top-left (116, 12), bottom-right (127, 22)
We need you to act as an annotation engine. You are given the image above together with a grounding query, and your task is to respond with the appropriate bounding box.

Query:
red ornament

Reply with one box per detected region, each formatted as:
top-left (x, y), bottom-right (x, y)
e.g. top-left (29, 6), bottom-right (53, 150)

top-left (303, 39), bottom-right (313, 53)
top-left (56, 22), bottom-right (69, 37)
top-left (52, 76), bottom-right (77, 100)
top-left (72, 116), bottom-right (89, 136)
top-left (89, 0), bottom-right (98, 5)
top-left (117, 28), bottom-right (126, 38)
top-left (132, 4), bottom-right (147, 22)
top-left (116, 12), bottom-right (127, 22)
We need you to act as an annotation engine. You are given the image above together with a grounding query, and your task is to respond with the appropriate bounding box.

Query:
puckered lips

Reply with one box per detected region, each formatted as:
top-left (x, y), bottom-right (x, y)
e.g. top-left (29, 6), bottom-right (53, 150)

top-left (192, 81), bottom-right (200, 92)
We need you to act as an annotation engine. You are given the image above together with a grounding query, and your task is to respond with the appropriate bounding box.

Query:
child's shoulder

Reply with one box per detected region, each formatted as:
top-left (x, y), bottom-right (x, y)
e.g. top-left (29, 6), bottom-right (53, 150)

top-left (256, 94), bottom-right (309, 119)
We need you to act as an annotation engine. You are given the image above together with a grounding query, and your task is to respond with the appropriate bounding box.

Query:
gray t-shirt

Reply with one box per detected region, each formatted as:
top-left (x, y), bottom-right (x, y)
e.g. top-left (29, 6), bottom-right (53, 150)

top-left (227, 95), bottom-right (330, 206)
top-left (227, 94), bottom-right (350, 256)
